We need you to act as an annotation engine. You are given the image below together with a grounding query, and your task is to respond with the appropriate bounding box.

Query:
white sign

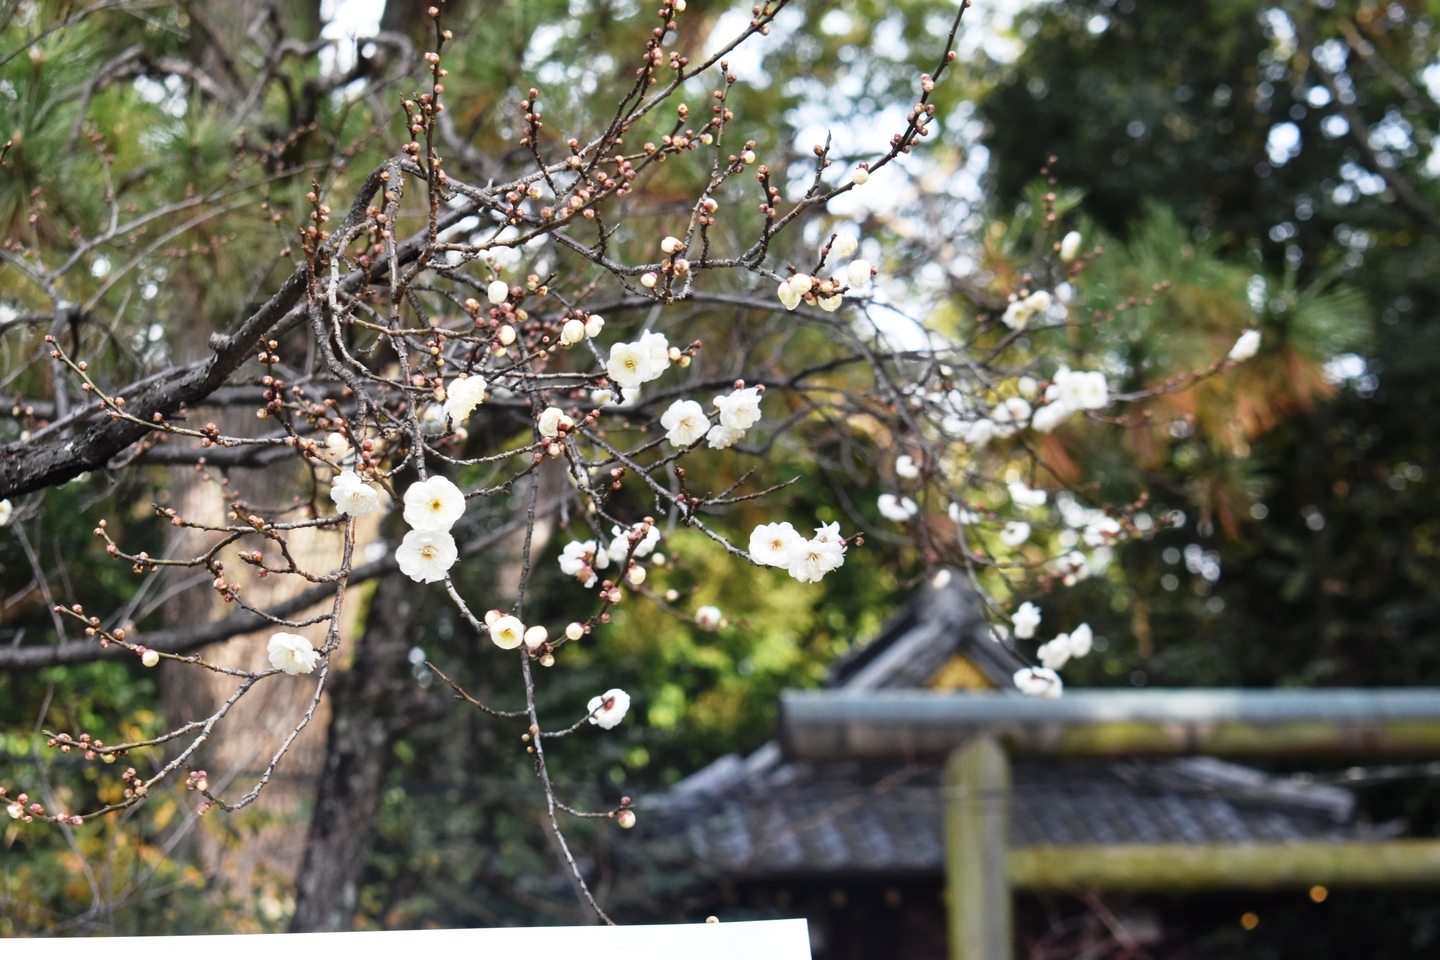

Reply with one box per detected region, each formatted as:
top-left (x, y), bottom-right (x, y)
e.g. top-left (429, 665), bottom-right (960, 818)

top-left (23, 919), bottom-right (812, 959)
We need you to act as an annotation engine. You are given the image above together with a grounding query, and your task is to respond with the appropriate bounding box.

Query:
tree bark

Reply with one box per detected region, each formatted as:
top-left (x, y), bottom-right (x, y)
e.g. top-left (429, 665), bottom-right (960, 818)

top-left (289, 570), bottom-right (420, 932)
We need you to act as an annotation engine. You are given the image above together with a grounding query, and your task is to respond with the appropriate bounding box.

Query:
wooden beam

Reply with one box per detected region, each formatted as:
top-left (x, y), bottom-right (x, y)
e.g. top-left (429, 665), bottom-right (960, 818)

top-left (1008, 840), bottom-right (1440, 890)
top-left (945, 737), bottom-right (1012, 960)
top-left (780, 689), bottom-right (1440, 760)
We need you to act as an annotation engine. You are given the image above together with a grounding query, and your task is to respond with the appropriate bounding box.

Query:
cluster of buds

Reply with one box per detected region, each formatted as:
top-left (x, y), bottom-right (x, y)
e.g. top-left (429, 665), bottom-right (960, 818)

top-left (120, 767), bottom-right (148, 800)
top-left (4, 788), bottom-right (37, 822)
top-left (47, 731), bottom-right (113, 762)
top-left (184, 770), bottom-right (210, 793)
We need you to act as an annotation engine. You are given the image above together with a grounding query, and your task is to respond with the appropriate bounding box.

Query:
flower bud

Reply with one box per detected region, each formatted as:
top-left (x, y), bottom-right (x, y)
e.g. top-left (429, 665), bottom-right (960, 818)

top-left (523, 625), bottom-right (548, 650)
top-left (617, 809), bottom-right (637, 829)
top-left (565, 622), bottom-right (585, 640)
top-left (498, 324), bottom-right (517, 345)
top-left (141, 649), bottom-right (160, 668)
top-left (660, 236), bottom-right (683, 254)
top-left (561, 318), bottom-right (586, 346)
top-left (585, 314), bottom-right (605, 338)
top-left (487, 279), bottom-right (509, 304)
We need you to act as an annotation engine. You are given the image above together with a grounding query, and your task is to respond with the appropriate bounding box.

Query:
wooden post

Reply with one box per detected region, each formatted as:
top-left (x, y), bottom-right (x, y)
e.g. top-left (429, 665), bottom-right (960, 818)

top-left (944, 736), bottom-right (1012, 960)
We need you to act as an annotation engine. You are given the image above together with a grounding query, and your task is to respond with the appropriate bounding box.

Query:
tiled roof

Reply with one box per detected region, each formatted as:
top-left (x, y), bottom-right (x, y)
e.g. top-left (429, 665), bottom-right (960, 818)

top-left (647, 753), bottom-right (1389, 879)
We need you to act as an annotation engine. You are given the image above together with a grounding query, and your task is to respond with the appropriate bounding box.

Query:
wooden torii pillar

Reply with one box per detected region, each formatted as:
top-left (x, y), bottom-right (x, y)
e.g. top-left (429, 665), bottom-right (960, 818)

top-left (944, 737), bottom-right (1011, 960)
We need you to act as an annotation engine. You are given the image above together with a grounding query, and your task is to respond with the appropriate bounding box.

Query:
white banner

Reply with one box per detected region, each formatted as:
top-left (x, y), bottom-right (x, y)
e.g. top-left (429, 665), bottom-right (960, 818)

top-left (17, 919), bottom-right (812, 959)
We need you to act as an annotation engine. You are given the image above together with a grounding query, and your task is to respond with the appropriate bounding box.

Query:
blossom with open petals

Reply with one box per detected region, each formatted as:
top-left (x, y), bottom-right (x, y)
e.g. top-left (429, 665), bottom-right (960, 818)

top-left (587, 688), bottom-right (631, 729)
top-left (640, 331), bottom-right (670, 376)
top-left (1229, 329), bottom-right (1262, 361)
top-left (1030, 402), bottom-right (1073, 433)
top-left (661, 399), bottom-right (709, 447)
top-left (0, 500), bottom-right (12, 526)
top-left (403, 476), bottom-right (465, 532)
top-left (714, 387), bottom-right (762, 430)
top-left (330, 471), bottom-right (380, 517)
top-left (268, 633), bottom-right (320, 676)
top-left (785, 535), bottom-right (846, 583)
top-left (559, 539), bottom-right (607, 587)
top-left (706, 424), bottom-right (746, 449)
top-left (1052, 367), bottom-right (1109, 411)
top-left (895, 455), bottom-right (920, 479)
top-left (490, 615), bottom-right (525, 650)
top-left (395, 529), bottom-right (458, 583)
top-left (444, 375), bottom-right (488, 422)
top-left (1014, 667), bottom-right (1063, 699)
top-left (1037, 637), bottom-right (1073, 671)
top-left (1013, 602), bottom-right (1042, 640)
top-left (750, 522), bottom-right (802, 566)
top-left (607, 522), bottom-right (661, 563)
top-left (606, 341), bottom-right (653, 390)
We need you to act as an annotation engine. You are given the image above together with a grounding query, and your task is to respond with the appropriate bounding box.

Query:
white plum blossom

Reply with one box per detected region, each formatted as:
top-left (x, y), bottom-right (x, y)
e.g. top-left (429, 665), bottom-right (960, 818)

top-left (325, 432), bottom-right (352, 460)
top-left (991, 397), bottom-right (1033, 436)
top-left (268, 632), bottom-right (320, 676)
top-left (1013, 602), bottom-right (1042, 640)
top-left (786, 534), bottom-right (847, 583)
top-left (524, 625), bottom-right (548, 650)
top-left (560, 318), bottom-right (586, 346)
top-left (818, 294), bottom-right (843, 312)
top-left (660, 235), bottom-right (683, 254)
top-left (706, 424), bottom-right (746, 449)
top-left (1082, 515), bottom-right (1122, 547)
top-left (395, 529), bottom-right (459, 582)
top-left (1059, 230), bottom-right (1082, 263)
top-left (606, 341), bottom-right (654, 389)
top-left (559, 539), bottom-right (608, 587)
top-left (695, 605), bottom-right (723, 630)
top-left (607, 522), bottom-right (661, 563)
top-left (1037, 636), bottom-right (1073, 671)
top-left (1000, 521), bottom-right (1031, 547)
top-left (1014, 666), bottom-right (1064, 699)
top-left (661, 399), bottom-right (709, 447)
top-left (1051, 367), bottom-right (1110, 411)
top-left (877, 494), bottom-right (919, 522)
top-left (490, 615), bottom-right (525, 650)
top-left (1001, 290), bottom-right (1053, 330)
top-left (777, 278), bottom-right (803, 310)
top-left (1030, 402), bottom-right (1074, 433)
top-left (487, 279), bottom-right (509, 304)
top-left (1038, 622), bottom-right (1095, 671)
top-left (0, 499), bottom-right (11, 526)
top-left (1053, 550), bottom-right (1092, 586)
top-left (443, 374), bottom-right (488, 422)
top-left (789, 273), bottom-right (814, 295)
top-left (640, 331), bottom-right (671, 376)
top-left (538, 406), bottom-right (573, 438)
top-left (846, 259), bottom-right (872, 289)
top-left (587, 688), bottom-right (631, 729)
top-left (714, 387), bottom-right (763, 430)
top-left (585, 314), bottom-right (605, 338)
top-left (830, 233), bottom-right (859, 259)
top-left (1229, 328), bottom-right (1262, 361)
top-left (749, 521), bottom-right (802, 566)
top-left (403, 476), bottom-right (466, 532)
top-left (330, 471), bottom-right (380, 517)
top-left (1008, 482), bottom-right (1047, 507)
top-left (964, 419), bottom-right (997, 447)
top-left (895, 455), bottom-right (920, 479)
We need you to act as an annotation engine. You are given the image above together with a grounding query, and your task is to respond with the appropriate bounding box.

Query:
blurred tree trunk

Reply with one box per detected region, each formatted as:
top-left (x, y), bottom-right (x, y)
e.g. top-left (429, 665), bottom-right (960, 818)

top-left (290, 457), bottom-right (565, 931)
top-left (289, 570), bottom-right (420, 932)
